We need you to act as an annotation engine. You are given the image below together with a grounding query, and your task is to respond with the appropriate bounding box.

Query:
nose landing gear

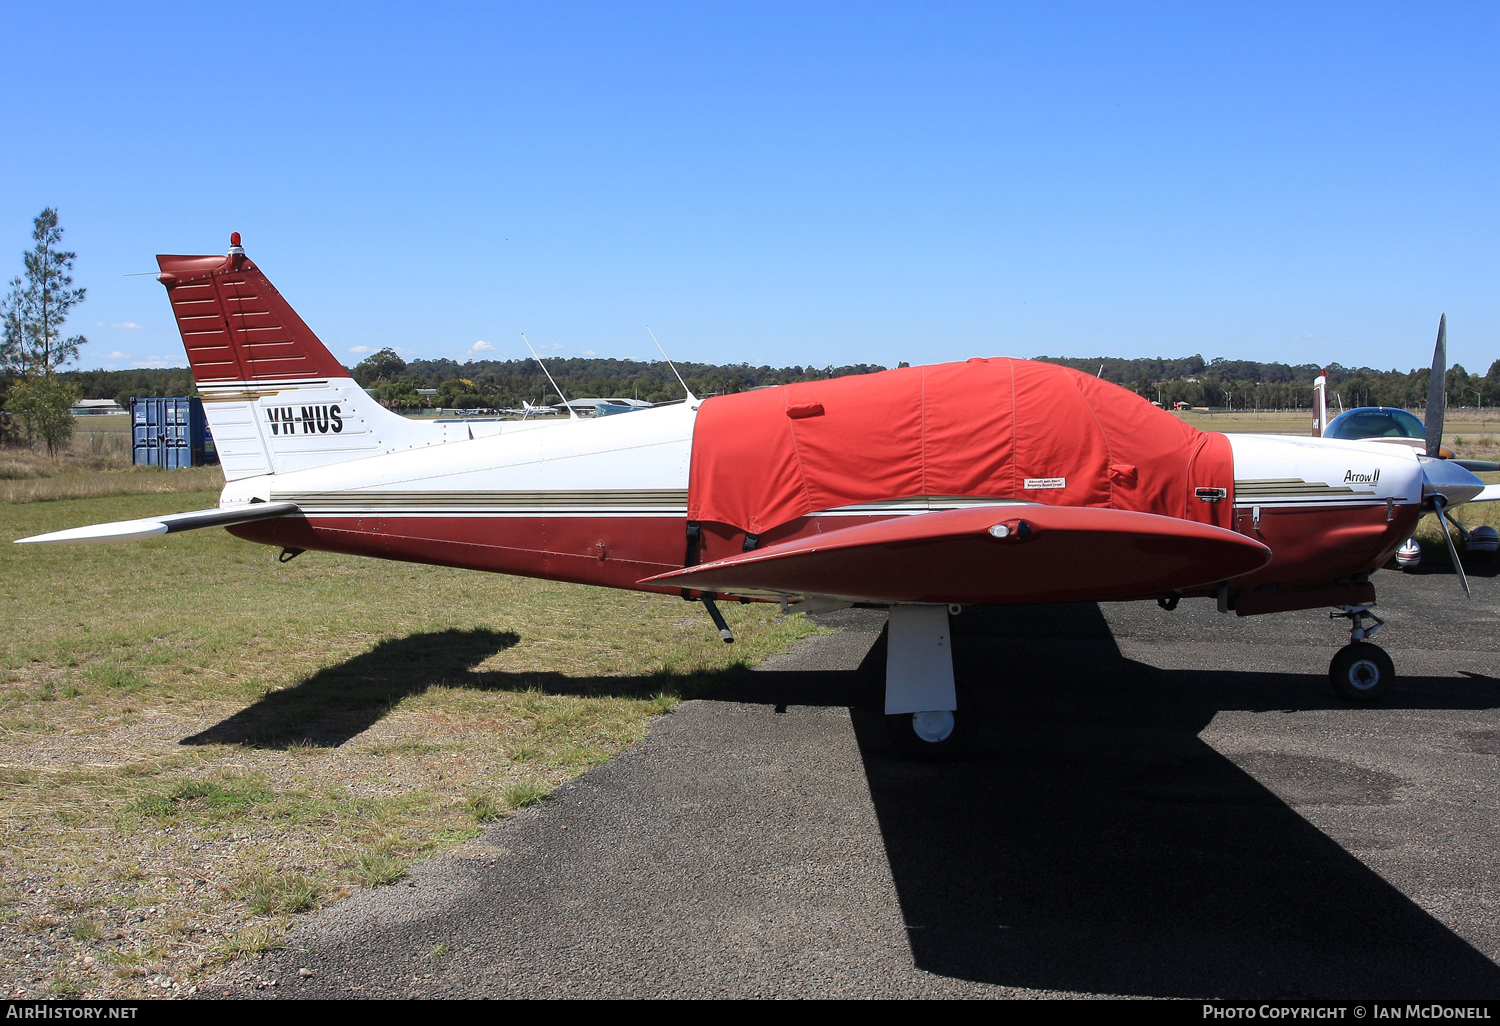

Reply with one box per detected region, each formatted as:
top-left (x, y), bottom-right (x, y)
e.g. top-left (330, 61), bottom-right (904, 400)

top-left (1328, 605), bottom-right (1394, 702)
top-left (882, 605), bottom-right (978, 760)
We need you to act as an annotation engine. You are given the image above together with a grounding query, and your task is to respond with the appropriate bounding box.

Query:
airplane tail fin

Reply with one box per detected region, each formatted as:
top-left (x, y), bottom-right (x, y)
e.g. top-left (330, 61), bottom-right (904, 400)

top-left (157, 235), bottom-right (447, 480)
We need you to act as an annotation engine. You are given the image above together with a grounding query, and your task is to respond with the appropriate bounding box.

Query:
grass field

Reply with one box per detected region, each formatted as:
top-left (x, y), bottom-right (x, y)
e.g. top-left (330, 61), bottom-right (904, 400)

top-left (0, 483), bottom-right (821, 998)
top-left (1174, 407), bottom-right (1500, 459)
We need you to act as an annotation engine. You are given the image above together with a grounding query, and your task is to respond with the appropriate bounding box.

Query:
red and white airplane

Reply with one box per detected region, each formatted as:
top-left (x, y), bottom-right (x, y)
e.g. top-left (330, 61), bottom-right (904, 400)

top-left (17, 236), bottom-right (1500, 757)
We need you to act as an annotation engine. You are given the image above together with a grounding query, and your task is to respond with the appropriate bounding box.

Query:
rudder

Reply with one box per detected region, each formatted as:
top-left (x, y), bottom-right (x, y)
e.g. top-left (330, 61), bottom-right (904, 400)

top-left (156, 234), bottom-right (444, 480)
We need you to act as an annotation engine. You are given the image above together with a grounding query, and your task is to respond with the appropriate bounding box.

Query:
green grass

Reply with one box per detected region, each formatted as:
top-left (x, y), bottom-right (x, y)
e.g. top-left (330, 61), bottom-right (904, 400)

top-left (465, 791), bottom-right (508, 823)
top-left (503, 779), bottom-right (549, 809)
top-left (0, 484), bottom-right (823, 999)
top-left (352, 850), bottom-right (407, 887)
top-left (69, 918), bottom-right (102, 941)
top-left (84, 665), bottom-right (147, 693)
top-left (133, 777), bottom-right (276, 819)
top-left (242, 873), bottom-right (321, 916)
top-left (222, 923), bottom-right (286, 957)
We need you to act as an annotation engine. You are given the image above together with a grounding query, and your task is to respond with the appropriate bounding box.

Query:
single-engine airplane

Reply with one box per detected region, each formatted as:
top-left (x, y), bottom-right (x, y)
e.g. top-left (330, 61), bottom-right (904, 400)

top-left (16, 236), bottom-right (1500, 758)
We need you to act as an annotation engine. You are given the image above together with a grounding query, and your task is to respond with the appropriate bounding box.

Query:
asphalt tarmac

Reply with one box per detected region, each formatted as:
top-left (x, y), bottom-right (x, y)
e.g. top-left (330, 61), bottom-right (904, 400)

top-left (219, 560), bottom-right (1500, 999)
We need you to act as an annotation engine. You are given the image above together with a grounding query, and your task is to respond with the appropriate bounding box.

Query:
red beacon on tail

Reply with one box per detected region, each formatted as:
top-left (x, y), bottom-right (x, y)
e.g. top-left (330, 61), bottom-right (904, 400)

top-left (16, 235), bottom-right (1500, 758)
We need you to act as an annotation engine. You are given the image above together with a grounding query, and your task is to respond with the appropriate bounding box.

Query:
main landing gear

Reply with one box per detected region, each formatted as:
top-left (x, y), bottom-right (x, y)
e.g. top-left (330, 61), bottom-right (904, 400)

top-left (883, 605), bottom-right (978, 760)
top-left (1328, 604), bottom-right (1394, 703)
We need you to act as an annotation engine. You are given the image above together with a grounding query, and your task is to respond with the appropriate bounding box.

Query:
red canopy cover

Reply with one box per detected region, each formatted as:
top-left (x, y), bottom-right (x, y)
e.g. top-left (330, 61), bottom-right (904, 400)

top-left (687, 358), bottom-right (1233, 536)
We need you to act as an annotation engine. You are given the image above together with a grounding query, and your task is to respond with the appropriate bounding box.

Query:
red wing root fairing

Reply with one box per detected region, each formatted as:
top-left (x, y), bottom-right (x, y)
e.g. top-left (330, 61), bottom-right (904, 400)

top-left (645, 505), bottom-right (1272, 605)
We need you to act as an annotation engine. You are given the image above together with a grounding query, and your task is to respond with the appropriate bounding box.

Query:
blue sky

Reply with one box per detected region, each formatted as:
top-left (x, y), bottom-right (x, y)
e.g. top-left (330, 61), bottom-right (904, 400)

top-left (1, 2), bottom-right (1497, 375)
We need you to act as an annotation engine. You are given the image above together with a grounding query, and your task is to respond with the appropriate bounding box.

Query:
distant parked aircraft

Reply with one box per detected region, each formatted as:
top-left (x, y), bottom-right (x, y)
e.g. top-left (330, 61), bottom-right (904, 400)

top-left (553, 398), bottom-right (654, 417)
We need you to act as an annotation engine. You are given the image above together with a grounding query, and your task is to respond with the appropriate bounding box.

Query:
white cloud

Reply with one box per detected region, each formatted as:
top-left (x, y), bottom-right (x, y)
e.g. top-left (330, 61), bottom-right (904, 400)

top-left (110, 322), bottom-right (145, 330)
top-left (469, 340), bottom-right (494, 353)
top-left (105, 351), bottom-right (128, 359)
top-left (348, 345), bottom-right (371, 355)
top-left (582, 349), bottom-right (596, 357)
top-left (131, 357), bottom-right (178, 369)
top-left (544, 343), bottom-right (565, 350)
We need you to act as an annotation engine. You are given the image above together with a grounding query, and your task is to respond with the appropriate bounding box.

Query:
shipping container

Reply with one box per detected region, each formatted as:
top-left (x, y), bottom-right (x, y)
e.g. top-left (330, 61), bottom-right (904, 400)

top-left (131, 397), bottom-right (218, 469)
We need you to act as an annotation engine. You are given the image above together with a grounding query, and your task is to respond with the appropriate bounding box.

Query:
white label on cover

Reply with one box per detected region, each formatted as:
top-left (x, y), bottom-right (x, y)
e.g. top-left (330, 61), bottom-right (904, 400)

top-left (1023, 477), bottom-right (1067, 490)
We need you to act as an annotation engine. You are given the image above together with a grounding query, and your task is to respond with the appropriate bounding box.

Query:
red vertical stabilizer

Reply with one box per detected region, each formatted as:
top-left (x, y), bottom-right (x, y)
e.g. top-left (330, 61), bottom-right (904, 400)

top-left (156, 237), bottom-right (348, 383)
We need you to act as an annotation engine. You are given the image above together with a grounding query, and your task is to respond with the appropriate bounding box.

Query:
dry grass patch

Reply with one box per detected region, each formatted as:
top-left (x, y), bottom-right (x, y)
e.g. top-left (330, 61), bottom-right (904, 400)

top-left (0, 432), bottom-right (223, 503)
top-left (1174, 409), bottom-right (1312, 434)
top-left (0, 486), bottom-right (824, 999)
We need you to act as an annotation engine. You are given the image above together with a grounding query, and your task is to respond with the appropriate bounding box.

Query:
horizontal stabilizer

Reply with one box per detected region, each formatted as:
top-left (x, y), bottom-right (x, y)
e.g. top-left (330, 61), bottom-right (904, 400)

top-left (13, 502), bottom-right (300, 546)
top-left (641, 505), bottom-right (1271, 605)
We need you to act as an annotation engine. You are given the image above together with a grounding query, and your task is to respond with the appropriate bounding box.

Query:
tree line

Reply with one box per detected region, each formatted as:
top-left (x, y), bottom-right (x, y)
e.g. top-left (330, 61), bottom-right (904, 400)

top-left (62, 351), bottom-right (893, 412)
top-left (58, 348), bottom-right (1500, 415)
top-left (1035, 354), bottom-right (1500, 411)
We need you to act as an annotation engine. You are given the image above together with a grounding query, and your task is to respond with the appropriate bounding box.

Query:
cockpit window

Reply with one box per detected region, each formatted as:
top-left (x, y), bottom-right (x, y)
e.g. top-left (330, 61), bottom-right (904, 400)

top-left (1325, 407), bottom-right (1426, 440)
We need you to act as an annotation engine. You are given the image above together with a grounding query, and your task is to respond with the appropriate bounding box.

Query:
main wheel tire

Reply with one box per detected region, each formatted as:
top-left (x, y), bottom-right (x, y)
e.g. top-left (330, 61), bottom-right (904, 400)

top-left (1328, 642), bottom-right (1396, 703)
top-left (886, 684), bottom-right (979, 761)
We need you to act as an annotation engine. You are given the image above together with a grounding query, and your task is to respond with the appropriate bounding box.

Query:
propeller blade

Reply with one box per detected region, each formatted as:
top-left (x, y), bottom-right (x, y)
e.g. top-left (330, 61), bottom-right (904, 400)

top-left (1453, 458), bottom-right (1500, 473)
top-left (1425, 314), bottom-right (1447, 457)
top-left (1431, 497), bottom-right (1471, 600)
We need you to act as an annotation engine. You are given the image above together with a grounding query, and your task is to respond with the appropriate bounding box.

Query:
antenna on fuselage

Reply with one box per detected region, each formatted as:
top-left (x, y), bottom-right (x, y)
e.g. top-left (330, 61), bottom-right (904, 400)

top-left (522, 334), bottom-right (578, 420)
top-left (1312, 368), bottom-right (1328, 436)
top-left (645, 325), bottom-right (698, 403)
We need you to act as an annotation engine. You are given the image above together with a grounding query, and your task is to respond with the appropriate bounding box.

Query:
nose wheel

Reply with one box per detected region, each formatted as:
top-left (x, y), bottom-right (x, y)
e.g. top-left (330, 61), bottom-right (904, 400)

top-left (1328, 605), bottom-right (1395, 702)
top-left (882, 605), bottom-right (980, 761)
top-left (887, 683), bottom-right (979, 760)
top-left (1329, 642), bottom-right (1395, 702)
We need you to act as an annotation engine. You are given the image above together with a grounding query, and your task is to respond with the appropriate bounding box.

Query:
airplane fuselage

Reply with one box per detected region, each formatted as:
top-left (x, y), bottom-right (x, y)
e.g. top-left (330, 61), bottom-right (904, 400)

top-left (223, 402), bottom-right (1426, 613)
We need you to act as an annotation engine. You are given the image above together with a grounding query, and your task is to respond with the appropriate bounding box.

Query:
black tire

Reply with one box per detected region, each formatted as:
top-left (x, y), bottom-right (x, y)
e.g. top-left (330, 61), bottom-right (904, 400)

top-left (1328, 642), bottom-right (1396, 703)
top-left (886, 684), bottom-right (979, 761)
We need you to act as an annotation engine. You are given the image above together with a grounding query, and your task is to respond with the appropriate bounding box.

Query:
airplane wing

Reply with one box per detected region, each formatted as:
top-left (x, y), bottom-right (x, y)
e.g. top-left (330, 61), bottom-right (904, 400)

top-left (641, 505), bottom-right (1272, 605)
top-left (13, 502), bottom-right (301, 546)
top-left (1467, 484), bottom-right (1500, 503)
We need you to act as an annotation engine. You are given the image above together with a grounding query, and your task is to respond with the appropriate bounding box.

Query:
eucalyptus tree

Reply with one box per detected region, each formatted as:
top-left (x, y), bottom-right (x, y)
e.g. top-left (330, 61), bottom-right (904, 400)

top-left (1, 208), bottom-right (87, 376)
top-left (1, 209), bottom-right (87, 451)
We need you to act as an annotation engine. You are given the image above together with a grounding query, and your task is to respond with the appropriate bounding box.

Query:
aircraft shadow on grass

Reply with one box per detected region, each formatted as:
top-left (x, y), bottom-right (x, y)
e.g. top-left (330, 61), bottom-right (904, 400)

top-left (179, 627), bottom-right (748, 750)
top-left (729, 603), bottom-right (1500, 999)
